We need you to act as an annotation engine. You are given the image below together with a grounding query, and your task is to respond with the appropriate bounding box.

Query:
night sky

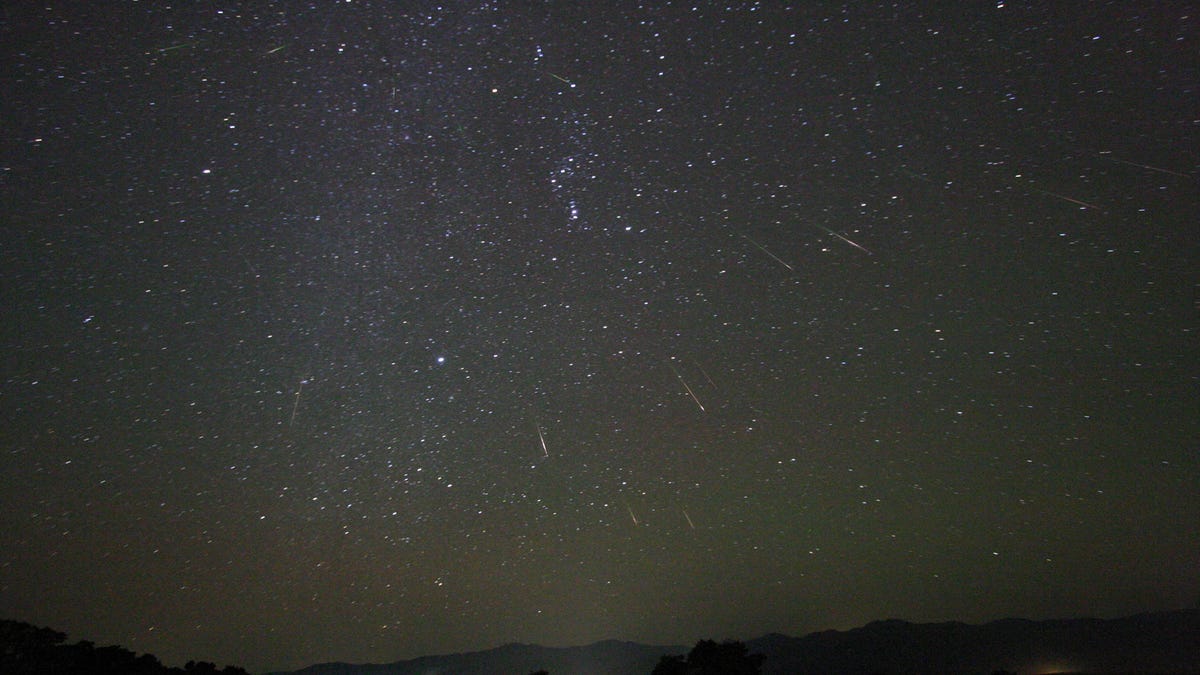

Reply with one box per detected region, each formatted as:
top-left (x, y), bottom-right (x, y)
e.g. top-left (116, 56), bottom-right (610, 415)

top-left (2, 2), bottom-right (1197, 672)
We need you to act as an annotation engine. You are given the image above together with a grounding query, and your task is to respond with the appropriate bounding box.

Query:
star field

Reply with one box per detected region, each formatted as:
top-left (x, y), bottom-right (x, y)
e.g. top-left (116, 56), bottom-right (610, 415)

top-left (1, 2), bottom-right (1197, 672)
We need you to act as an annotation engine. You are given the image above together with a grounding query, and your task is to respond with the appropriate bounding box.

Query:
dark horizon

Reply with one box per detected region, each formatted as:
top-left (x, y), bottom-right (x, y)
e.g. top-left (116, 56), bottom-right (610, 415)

top-left (7, 608), bottom-right (1200, 675)
top-left (1, 1), bottom-right (1196, 673)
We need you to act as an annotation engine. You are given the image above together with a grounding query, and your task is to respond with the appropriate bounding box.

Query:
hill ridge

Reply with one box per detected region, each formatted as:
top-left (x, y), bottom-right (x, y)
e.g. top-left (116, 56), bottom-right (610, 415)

top-left (267, 609), bottom-right (1200, 675)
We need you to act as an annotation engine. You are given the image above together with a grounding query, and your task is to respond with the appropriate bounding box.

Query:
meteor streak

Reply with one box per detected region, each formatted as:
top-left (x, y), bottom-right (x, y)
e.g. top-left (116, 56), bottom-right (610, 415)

top-left (1098, 153), bottom-right (1192, 179)
top-left (289, 379), bottom-right (306, 427)
top-left (694, 362), bottom-right (716, 388)
top-left (668, 361), bottom-right (706, 412)
top-left (814, 224), bottom-right (872, 255)
top-left (683, 509), bottom-right (696, 530)
top-left (741, 234), bottom-right (794, 271)
top-left (156, 42), bottom-right (197, 53)
top-left (1032, 188), bottom-right (1101, 210)
top-left (535, 423), bottom-right (549, 458)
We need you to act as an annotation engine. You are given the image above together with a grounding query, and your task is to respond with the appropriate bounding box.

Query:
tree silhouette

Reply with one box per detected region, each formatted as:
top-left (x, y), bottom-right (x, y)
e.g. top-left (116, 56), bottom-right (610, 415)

top-left (652, 639), bottom-right (764, 675)
top-left (0, 619), bottom-right (249, 675)
top-left (651, 654), bottom-right (689, 675)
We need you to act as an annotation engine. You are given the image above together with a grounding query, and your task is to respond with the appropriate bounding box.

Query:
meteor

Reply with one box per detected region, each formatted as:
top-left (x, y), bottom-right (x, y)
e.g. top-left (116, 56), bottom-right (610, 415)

top-left (741, 234), bottom-right (794, 271)
top-left (535, 423), bottom-right (549, 458)
top-left (814, 224), bottom-right (872, 255)
top-left (289, 379), bottom-right (307, 427)
top-left (545, 71), bottom-right (575, 87)
top-left (1032, 188), bottom-right (1101, 211)
top-left (1098, 153), bottom-right (1192, 179)
top-left (668, 361), bottom-right (706, 413)
top-left (156, 42), bottom-right (197, 53)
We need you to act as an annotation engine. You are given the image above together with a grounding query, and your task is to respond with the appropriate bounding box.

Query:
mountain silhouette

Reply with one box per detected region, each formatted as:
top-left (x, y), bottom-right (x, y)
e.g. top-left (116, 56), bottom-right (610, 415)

top-left (265, 609), bottom-right (1200, 675)
top-left (269, 640), bottom-right (682, 675)
top-left (747, 610), bottom-right (1199, 674)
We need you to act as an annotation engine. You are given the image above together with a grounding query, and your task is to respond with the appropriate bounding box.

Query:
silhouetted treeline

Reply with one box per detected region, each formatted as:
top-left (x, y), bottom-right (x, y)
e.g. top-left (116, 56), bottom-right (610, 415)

top-left (652, 639), bottom-right (765, 675)
top-left (0, 619), bottom-right (248, 675)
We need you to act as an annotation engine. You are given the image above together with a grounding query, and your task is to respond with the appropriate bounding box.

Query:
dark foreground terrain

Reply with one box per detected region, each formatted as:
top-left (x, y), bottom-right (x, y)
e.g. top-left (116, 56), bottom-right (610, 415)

top-left (4, 610), bottom-right (1195, 674)
top-left (268, 609), bottom-right (1199, 675)
top-left (0, 618), bottom-right (248, 675)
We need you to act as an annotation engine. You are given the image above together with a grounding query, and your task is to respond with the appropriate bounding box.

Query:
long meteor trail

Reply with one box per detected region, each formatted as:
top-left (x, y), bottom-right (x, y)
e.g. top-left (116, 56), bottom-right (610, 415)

top-left (289, 380), bottom-right (305, 427)
top-left (668, 361), bottom-right (706, 413)
top-left (545, 71), bottom-right (576, 87)
top-left (1098, 152), bottom-right (1192, 179)
top-left (535, 422), bottom-right (549, 458)
top-left (156, 42), bottom-right (197, 53)
top-left (1032, 188), bottom-right (1101, 210)
top-left (814, 224), bottom-right (872, 255)
top-left (741, 234), bottom-right (794, 271)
